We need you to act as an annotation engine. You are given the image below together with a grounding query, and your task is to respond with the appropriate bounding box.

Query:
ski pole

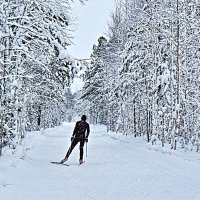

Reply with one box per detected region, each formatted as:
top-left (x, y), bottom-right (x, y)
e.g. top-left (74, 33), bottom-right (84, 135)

top-left (86, 141), bottom-right (87, 157)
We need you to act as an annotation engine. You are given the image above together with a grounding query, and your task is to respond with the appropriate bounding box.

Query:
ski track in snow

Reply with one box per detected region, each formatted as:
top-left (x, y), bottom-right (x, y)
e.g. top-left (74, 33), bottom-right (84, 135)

top-left (0, 122), bottom-right (200, 200)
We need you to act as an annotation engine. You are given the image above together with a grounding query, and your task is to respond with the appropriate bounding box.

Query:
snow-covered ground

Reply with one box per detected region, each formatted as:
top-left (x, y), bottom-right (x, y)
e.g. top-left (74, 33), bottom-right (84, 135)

top-left (1, 122), bottom-right (200, 200)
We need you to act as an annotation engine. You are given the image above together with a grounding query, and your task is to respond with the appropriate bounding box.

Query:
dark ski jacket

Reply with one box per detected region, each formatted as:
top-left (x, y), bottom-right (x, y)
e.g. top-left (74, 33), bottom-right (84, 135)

top-left (72, 120), bottom-right (90, 139)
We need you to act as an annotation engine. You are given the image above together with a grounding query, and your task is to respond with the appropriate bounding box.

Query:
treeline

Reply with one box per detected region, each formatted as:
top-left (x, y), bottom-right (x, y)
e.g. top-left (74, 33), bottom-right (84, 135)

top-left (0, 0), bottom-right (83, 155)
top-left (79, 0), bottom-right (200, 151)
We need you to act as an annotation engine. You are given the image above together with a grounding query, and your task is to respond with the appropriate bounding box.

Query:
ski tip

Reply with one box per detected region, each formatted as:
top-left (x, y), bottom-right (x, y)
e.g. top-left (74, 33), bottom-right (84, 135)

top-left (51, 161), bottom-right (61, 164)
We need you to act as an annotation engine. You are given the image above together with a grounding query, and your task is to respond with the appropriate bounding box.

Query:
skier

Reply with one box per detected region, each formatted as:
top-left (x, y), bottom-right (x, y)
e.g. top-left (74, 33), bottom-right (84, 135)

top-left (61, 115), bottom-right (90, 165)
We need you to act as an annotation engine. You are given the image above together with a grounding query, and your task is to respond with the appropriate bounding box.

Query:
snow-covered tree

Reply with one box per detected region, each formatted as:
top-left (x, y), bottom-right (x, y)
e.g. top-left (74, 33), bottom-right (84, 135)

top-left (80, 0), bottom-right (200, 151)
top-left (0, 0), bottom-right (85, 155)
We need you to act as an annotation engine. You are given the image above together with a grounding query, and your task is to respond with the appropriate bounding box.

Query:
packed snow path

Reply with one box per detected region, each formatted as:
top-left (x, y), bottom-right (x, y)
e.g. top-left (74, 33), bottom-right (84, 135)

top-left (1, 123), bottom-right (200, 200)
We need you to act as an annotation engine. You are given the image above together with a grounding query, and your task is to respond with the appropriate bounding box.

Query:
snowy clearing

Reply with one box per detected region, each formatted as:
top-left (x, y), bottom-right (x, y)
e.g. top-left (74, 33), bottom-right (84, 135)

top-left (1, 122), bottom-right (200, 200)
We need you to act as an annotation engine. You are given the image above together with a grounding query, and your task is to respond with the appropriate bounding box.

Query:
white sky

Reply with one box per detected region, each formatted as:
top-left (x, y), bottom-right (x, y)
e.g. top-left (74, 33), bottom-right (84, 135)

top-left (68, 0), bottom-right (115, 59)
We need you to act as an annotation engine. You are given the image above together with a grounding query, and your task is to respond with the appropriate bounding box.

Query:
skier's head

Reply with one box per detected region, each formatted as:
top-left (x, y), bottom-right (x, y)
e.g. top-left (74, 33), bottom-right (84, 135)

top-left (81, 115), bottom-right (87, 121)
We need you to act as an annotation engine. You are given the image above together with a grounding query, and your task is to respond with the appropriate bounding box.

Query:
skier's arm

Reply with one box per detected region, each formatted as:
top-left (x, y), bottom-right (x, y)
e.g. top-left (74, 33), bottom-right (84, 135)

top-left (86, 124), bottom-right (90, 138)
top-left (72, 122), bottom-right (78, 137)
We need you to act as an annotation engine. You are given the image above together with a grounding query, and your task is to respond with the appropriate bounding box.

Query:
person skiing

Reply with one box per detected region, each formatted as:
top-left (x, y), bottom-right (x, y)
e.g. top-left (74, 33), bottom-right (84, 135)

top-left (61, 115), bottom-right (90, 165)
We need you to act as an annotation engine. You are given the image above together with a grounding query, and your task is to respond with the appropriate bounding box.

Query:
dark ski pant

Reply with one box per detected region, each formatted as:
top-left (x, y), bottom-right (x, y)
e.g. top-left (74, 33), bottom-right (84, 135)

top-left (65, 138), bottom-right (85, 160)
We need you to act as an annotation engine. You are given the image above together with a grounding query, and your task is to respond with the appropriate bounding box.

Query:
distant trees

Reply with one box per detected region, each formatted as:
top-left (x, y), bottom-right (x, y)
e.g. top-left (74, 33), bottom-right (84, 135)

top-left (0, 0), bottom-right (84, 155)
top-left (80, 0), bottom-right (200, 151)
top-left (81, 37), bottom-right (108, 124)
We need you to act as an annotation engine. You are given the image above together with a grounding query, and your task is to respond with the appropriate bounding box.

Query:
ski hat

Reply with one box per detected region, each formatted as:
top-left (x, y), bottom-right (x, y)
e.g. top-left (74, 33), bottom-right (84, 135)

top-left (81, 115), bottom-right (87, 121)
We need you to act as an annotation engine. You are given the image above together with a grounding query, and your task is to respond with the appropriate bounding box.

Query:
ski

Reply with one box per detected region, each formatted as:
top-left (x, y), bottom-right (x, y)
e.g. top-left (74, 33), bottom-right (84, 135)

top-left (51, 161), bottom-right (69, 166)
top-left (78, 161), bottom-right (85, 166)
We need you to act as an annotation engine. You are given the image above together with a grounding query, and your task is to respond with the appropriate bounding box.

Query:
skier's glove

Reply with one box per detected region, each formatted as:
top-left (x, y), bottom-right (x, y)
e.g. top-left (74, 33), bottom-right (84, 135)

top-left (85, 138), bottom-right (88, 143)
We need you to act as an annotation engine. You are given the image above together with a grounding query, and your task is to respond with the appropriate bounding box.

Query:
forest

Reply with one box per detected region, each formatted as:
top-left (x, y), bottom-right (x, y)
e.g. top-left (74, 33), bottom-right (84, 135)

top-left (79, 0), bottom-right (200, 151)
top-left (1, 0), bottom-right (200, 156)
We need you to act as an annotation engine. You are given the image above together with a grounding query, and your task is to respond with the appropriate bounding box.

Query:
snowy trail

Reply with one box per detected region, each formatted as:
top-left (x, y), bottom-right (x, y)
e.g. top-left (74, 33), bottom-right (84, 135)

top-left (1, 123), bottom-right (200, 200)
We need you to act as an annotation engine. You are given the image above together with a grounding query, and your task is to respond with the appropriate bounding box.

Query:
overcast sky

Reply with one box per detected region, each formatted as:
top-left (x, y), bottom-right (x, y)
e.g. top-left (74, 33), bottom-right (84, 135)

top-left (68, 0), bottom-right (115, 59)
